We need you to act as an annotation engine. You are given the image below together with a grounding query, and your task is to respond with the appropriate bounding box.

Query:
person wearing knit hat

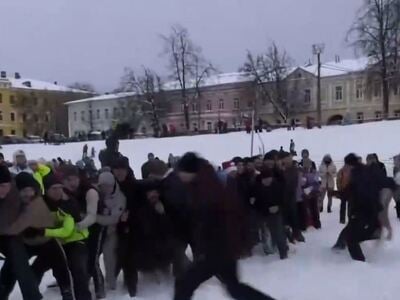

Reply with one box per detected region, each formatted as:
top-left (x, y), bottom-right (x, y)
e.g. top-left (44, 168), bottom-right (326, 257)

top-left (0, 165), bottom-right (12, 197)
top-left (99, 136), bottom-right (122, 168)
top-left (15, 173), bottom-right (41, 203)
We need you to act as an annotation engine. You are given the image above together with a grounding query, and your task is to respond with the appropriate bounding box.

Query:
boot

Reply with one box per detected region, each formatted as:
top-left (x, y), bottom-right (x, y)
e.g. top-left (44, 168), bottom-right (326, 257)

top-left (327, 207), bottom-right (332, 213)
top-left (60, 288), bottom-right (74, 300)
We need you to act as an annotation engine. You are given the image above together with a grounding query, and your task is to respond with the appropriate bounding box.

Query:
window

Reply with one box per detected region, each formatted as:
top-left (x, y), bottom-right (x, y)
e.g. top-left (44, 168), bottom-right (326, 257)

top-left (43, 98), bottom-right (48, 106)
top-left (356, 83), bottom-right (364, 99)
top-left (33, 98), bottom-right (38, 106)
top-left (335, 86), bottom-right (343, 101)
top-left (105, 109), bottom-right (109, 119)
top-left (113, 107), bottom-right (118, 118)
top-left (11, 129), bottom-right (16, 135)
top-left (181, 104), bottom-right (185, 112)
top-left (191, 103), bottom-right (198, 112)
top-left (0, 129), bottom-right (3, 136)
top-left (219, 99), bottom-right (224, 110)
top-left (207, 121), bottom-right (212, 131)
top-left (375, 111), bottom-right (382, 119)
top-left (89, 110), bottom-right (93, 121)
top-left (206, 100), bottom-right (212, 111)
top-left (9, 95), bottom-right (15, 105)
top-left (73, 112), bottom-right (77, 121)
top-left (81, 111), bottom-right (85, 121)
top-left (304, 89), bottom-right (311, 104)
top-left (0, 111), bottom-right (2, 121)
top-left (97, 109), bottom-right (100, 119)
top-left (45, 114), bottom-right (49, 123)
top-left (357, 112), bottom-right (364, 121)
top-left (234, 98), bottom-right (240, 110)
top-left (10, 112), bottom-right (15, 122)
top-left (34, 114), bottom-right (39, 122)
top-left (247, 100), bottom-right (253, 108)
top-left (374, 82), bottom-right (381, 97)
top-left (0, 93), bottom-right (2, 103)
top-left (22, 113), bottom-right (27, 122)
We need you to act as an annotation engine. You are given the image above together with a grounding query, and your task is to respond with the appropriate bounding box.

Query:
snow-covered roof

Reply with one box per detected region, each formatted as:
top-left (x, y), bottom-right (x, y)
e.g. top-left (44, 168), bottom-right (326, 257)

top-left (163, 72), bottom-right (251, 90)
top-left (2, 76), bottom-right (92, 94)
top-left (299, 57), bottom-right (370, 78)
top-left (65, 92), bottom-right (136, 105)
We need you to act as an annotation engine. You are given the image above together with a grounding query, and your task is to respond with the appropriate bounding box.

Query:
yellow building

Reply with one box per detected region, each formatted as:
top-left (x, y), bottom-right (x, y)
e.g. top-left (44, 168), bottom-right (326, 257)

top-left (0, 71), bottom-right (92, 138)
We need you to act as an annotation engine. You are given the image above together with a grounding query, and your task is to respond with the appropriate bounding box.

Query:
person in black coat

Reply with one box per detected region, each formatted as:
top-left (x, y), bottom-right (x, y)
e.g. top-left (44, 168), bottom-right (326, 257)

top-left (173, 152), bottom-right (276, 300)
top-left (254, 168), bottom-right (288, 259)
top-left (333, 156), bottom-right (383, 261)
top-left (98, 136), bottom-right (122, 168)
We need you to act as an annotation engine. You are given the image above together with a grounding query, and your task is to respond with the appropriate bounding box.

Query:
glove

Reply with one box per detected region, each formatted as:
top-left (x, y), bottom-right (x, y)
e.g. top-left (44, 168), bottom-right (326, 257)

top-left (23, 228), bottom-right (45, 238)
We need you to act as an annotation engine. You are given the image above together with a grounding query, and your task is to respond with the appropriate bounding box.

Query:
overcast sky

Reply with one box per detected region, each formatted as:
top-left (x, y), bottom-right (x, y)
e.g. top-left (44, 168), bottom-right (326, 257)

top-left (0, 0), bottom-right (363, 92)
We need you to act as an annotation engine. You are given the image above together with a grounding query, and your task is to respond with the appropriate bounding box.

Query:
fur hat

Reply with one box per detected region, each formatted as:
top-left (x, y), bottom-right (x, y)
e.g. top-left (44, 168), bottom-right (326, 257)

top-left (0, 165), bottom-right (11, 184)
top-left (344, 153), bottom-right (359, 166)
top-left (15, 172), bottom-right (40, 191)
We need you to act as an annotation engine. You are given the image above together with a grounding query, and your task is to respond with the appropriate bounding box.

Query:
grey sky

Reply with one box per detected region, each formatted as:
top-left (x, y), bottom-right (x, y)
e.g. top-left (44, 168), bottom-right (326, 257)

top-left (0, 0), bottom-right (363, 92)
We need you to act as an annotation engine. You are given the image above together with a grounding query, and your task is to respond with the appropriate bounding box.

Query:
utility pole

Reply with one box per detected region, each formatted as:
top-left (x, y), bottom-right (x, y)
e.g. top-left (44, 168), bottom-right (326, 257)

top-left (313, 44), bottom-right (325, 128)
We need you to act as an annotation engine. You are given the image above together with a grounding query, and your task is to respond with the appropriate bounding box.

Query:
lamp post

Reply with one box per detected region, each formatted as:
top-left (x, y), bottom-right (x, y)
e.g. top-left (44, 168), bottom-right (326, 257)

top-left (312, 43), bottom-right (325, 128)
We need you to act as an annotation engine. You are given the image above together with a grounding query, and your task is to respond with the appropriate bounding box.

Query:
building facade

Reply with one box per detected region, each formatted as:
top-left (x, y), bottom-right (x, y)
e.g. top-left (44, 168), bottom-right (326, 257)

top-left (0, 71), bottom-right (91, 137)
top-left (66, 57), bottom-right (400, 137)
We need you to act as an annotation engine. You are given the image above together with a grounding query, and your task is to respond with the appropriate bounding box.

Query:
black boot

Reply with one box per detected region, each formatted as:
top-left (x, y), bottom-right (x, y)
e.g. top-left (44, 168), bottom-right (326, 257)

top-left (60, 288), bottom-right (74, 300)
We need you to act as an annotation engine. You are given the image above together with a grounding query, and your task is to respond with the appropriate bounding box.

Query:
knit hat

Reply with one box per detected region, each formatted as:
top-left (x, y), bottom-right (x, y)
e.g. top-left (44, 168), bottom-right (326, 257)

top-left (15, 172), bottom-right (40, 191)
top-left (0, 165), bottom-right (11, 184)
top-left (43, 174), bottom-right (63, 191)
top-left (111, 156), bottom-right (130, 170)
top-left (98, 171), bottom-right (116, 186)
top-left (344, 153), bottom-right (359, 166)
top-left (58, 164), bottom-right (80, 178)
top-left (177, 152), bottom-right (203, 174)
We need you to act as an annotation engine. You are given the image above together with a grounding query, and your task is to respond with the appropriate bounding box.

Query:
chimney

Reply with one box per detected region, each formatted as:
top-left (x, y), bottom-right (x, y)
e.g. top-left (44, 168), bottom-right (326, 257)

top-left (0, 71), bottom-right (6, 78)
top-left (15, 72), bottom-right (21, 79)
top-left (54, 81), bottom-right (58, 85)
top-left (335, 55), bottom-right (341, 63)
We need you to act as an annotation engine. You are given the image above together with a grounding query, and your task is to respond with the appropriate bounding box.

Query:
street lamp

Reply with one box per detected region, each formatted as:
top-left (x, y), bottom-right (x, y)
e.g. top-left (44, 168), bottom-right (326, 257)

top-left (312, 43), bottom-right (325, 128)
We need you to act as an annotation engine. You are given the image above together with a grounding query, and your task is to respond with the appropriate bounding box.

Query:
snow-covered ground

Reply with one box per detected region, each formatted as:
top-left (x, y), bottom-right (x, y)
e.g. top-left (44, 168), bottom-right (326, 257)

top-left (2, 120), bottom-right (400, 300)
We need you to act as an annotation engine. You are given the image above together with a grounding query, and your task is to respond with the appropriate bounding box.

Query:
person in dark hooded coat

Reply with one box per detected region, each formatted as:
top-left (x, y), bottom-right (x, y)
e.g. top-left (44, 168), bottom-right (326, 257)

top-left (98, 136), bottom-right (122, 168)
top-left (173, 152), bottom-right (276, 300)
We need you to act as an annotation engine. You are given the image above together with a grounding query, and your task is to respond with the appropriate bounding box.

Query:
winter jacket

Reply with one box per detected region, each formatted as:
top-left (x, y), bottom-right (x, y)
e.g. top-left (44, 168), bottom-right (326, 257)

top-left (32, 164), bottom-right (52, 194)
top-left (0, 194), bottom-right (55, 246)
top-left (227, 172), bottom-right (253, 209)
top-left (96, 181), bottom-right (126, 235)
top-left (8, 150), bottom-right (33, 176)
top-left (348, 165), bottom-right (382, 222)
top-left (43, 195), bottom-right (89, 244)
top-left (302, 171), bottom-right (321, 200)
top-left (253, 176), bottom-right (284, 216)
top-left (0, 187), bottom-right (23, 235)
top-left (319, 162), bottom-right (337, 189)
top-left (185, 163), bottom-right (243, 261)
top-left (282, 165), bottom-right (299, 206)
top-left (299, 159), bottom-right (317, 172)
top-left (70, 184), bottom-right (99, 231)
top-left (337, 165), bottom-right (352, 192)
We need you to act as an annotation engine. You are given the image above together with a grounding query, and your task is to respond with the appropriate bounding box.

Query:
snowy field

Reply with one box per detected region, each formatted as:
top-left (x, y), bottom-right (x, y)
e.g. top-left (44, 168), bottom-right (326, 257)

top-left (2, 120), bottom-right (400, 300)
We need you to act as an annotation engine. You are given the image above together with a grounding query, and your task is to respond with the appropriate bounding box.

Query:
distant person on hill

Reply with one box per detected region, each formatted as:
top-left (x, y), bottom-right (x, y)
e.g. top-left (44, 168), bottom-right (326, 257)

top-left (99, 136), bottom-right (122, 168)
top-left (141, 153), bottom-right (156, 179)
top-left (82, 144), bottom-right (88, 159)
top-left (289, 139), bottom-right (296, 156)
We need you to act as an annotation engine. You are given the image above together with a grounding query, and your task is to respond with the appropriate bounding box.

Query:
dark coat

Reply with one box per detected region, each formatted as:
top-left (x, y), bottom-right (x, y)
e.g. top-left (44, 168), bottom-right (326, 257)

top-left (253, 177), bottom-right (284, 216)
top-left (348, 165), bottom-right (382, 222)
top-left (98, 149), bottom-right (122, 168)
top-left (185, 164), bottom-right (243, 261)
top-left (227, 173), bottom-right (253, 209)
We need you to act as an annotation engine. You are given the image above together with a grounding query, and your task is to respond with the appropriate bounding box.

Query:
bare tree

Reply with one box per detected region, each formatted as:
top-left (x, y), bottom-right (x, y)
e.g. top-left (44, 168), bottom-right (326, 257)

top-left (347, 0), bottom-right (400, 118)
top-left (117, 67), bottom-right (167, 136)
top-left (241, 42), bottom-right (293, 122)
top-left (68, 82), bottom-right (97, 93)
top-left (161, 24), bottom-right (215, 130)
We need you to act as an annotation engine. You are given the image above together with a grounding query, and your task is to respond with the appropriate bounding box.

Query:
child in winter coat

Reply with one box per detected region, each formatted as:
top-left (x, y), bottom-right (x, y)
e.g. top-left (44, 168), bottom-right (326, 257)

top-left (318, 155), bottom-right (337, 213)
top-left (96, 171), bottom-right (126, 290)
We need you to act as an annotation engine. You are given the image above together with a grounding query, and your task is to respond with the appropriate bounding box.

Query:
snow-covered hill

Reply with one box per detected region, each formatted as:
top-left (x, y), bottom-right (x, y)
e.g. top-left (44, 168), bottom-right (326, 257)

top-left (2, 120), bottom-right (400, 300)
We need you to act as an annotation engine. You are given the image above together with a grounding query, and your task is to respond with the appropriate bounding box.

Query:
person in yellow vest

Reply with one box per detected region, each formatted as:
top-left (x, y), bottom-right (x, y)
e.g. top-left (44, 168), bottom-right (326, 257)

top-left (28, 160), bottom-right (51, 194)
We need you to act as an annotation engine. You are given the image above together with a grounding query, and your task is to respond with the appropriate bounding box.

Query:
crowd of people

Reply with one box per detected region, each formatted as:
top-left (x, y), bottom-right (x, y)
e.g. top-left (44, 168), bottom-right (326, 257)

top-left (0, 135), bottom-right (399, 300)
